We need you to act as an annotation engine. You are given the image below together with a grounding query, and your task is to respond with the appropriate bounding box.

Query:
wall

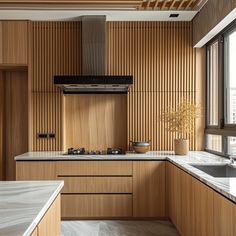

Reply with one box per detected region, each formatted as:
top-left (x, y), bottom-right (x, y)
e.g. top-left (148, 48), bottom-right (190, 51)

top-left (30, 21), bottom-right (205, 151)
top-left (193, 0), bottom-right (236, 46)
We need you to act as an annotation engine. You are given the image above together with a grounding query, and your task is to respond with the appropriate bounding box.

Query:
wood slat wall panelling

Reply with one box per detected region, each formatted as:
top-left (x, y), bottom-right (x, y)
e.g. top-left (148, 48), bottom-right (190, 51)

top-left (31, 21), bottom-right (204, 151)
top-left (30, 22), bottom-right (81, 151)
top-left (107, 22), bottom-right (202, 151)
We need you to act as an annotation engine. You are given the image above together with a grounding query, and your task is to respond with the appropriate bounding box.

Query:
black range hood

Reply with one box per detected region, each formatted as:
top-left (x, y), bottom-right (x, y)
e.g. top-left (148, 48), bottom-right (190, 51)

top-left (54, 16), bottom-right (133, 94)
top-left (54, 75), bottom-right (133, 94)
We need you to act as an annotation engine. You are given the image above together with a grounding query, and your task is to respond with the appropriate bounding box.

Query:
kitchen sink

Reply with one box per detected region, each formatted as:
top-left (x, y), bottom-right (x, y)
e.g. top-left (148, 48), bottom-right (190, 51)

top-left (190, 164), bottom-right (236, 177)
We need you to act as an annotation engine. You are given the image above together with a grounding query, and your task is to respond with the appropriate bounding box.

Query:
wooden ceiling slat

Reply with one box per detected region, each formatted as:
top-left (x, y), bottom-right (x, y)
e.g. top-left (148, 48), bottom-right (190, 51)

top-left (177, 0), bottom-right (187, 9)
top-left (169, 0), bottom-right (178, 9)
top-left (185, 0), bottom-right (194, 9)
top-left (152, 0), bottom-right (161, 9)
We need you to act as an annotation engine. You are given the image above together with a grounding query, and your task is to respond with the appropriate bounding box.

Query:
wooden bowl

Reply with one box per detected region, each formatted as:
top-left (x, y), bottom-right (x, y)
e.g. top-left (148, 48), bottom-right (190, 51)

top-left (132, 145), bottom-right (150, 154)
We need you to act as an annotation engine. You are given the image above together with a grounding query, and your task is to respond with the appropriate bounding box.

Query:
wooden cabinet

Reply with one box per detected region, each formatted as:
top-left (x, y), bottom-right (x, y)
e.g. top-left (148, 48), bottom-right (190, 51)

top-left (16, 161), bottom-right (56, 180)
top-left (31, 194), bottom-right (61, 236)
top-left (213, 191), bottom-right (236, 236)
top-left (133, 161), bottom-right (166, 217)
top-left (0, 21), bottom-right (28, 65)
top-left (62, 195), bottom-right (132, 218)
top-left (167, 163), bottom-right (234, 236)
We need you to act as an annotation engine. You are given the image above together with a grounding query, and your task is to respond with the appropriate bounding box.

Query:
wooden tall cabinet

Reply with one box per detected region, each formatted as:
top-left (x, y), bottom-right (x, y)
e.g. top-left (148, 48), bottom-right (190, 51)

top-left (133, 161), bottom-right (166, 217)
top-left (0, 21), bottom-right (28, 65)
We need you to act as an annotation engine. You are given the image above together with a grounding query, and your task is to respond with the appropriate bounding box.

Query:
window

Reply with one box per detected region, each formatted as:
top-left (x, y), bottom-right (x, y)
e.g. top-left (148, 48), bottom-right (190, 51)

top-left (206, 134), bottom-right (222, 153)
top-left (206, 21), bottom-right (236, 157)
top-left (225, 28), bottom-right (236, 124)
top-left (207, 41), bottom-right (219, 126)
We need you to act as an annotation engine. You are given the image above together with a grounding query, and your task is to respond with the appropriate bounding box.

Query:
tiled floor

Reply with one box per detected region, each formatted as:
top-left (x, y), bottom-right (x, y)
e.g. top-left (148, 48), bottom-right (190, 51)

top-left (61, 220), bottom-right (180, 236)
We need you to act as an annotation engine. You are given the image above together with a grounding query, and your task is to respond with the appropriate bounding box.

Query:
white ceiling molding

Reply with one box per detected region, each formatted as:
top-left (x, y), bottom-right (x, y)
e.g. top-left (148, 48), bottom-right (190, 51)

top-left (194, 8), bottom-right (236, 48)
top-left (0, 10), bottom-right (197, 21)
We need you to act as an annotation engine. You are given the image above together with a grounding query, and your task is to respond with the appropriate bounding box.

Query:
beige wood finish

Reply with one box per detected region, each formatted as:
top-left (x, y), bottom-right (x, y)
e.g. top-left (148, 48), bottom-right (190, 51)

top-left (133, 161), bottom-right (166, 217)
top-left (140, 0), bottom-right (206, 10)
top-left (61, 194), bottom-right (132, 218)
top-left (64, 94), bottom-right (127, 150)
top-left (167, 162), bottom-right (214, 236)
top-left (108, 21), bottom-right (204, 151)
top-left (213, 192), bottom-right (236, 236)
top-left (0, 21), bottom-right (28, 65)
top-left (16, 161), bottom-right (56, 180)
top-left (56, 161), bottom-right (132, 176)
top-left (30, 21), bottom-right (81, 151)
top-left (31, 228), bottom-right (38, 236)
top-left (5, 71), bottom-right (28, 180)
top-left (58, 176), bottom-right (132, 193)
top-left (38, 194), bottom-right (61, 236)
top-left (193, 0), bottom-right (236, 46)
top-left (29, 21), bottom-right (205, 151)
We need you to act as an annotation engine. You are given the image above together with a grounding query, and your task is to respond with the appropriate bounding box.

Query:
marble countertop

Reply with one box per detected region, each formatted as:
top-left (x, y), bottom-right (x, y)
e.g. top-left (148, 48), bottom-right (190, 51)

top-left (14, 151), bottom-right (236, 203)
top-left (0, 181), bottom-right (64, 236)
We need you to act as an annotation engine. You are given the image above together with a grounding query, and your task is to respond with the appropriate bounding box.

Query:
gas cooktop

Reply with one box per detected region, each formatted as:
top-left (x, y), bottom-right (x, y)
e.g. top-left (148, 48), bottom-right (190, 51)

top-left (66, 148), bottom-right (125, 155)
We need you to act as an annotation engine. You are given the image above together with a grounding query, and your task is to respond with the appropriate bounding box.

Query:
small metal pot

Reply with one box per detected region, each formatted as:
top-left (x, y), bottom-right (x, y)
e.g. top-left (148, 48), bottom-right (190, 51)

top-left (130, 140), bottom-right (151, 153)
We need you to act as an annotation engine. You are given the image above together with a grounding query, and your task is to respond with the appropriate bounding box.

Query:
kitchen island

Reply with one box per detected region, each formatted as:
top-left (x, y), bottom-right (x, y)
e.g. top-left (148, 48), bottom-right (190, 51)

top-left (0, 181), bottom-right (63, 236)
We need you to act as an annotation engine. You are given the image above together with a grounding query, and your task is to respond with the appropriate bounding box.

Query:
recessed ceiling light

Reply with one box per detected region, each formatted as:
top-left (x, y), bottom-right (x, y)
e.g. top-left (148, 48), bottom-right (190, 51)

top-left (169, 13), bottom-right (179, 18)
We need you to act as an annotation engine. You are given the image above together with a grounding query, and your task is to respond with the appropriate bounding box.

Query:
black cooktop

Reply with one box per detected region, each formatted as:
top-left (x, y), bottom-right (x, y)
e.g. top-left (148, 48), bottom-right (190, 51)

top-left (66, 148), bottom-right (125, 155)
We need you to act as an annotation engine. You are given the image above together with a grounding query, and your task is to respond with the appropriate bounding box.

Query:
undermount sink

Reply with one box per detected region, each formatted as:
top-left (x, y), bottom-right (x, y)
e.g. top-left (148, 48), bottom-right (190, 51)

top-left (190, 164), bottom-right (236, 178)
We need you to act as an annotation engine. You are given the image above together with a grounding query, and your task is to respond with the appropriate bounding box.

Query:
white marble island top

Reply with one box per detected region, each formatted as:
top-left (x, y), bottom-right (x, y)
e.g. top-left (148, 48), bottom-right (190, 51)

top-left (14, 151), bottom-right (236, 204)
top-left (0, 181), bottom-right (63, 236)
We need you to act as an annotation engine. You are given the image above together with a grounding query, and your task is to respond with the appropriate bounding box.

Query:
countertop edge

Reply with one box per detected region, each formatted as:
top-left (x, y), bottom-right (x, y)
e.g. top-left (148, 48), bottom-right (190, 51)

top-left (23, 181), bottom-right (64, 236)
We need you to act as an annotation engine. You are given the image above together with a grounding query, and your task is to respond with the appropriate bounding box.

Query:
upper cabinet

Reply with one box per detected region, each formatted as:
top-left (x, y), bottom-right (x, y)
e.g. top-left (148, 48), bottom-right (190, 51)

top-left (0, 21), bottom-right (28, 65)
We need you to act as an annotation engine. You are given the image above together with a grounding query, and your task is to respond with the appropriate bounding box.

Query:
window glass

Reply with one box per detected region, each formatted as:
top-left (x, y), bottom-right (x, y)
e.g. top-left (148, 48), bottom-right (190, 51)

top-left (207, 41), bottom-right (219, 126)
top-left (206, 134), bottom-right (222, 153)
top-left (228, 136), bottom-right (236, 154)
top-left (225, 29), bottom-right (236, 124)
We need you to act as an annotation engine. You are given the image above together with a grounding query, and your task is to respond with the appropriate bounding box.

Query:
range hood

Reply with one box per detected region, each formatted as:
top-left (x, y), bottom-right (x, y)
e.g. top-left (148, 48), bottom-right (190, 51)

top-left (54, 15), bottom-right (133, 94)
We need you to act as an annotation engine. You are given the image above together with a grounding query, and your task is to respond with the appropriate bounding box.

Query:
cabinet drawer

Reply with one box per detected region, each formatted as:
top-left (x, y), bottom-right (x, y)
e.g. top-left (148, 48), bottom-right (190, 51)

top-left (58, 176), bottom-right (132, 193)
top-left (61, 194), bottom-right (132, 218)
top-left (56, 161), bottom-right (132, 176)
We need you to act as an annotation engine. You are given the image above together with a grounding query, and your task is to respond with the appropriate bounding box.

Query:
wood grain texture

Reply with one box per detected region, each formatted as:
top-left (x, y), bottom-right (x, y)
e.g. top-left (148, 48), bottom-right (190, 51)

top-left (61, 194), bottom-right (132, 218)
top-left (64, 94), bottom-right (127, 150)
top-left (38, 194), bottom-right (61, 236)
top-left (30, 21), bottom-right (204, 151)
top-left (193, 0), bottom-right (235, 46)
top-left (56, 161), bottom-right (133, 176)
top-left (167, 162), bottom-right (214, 236)
top-left (16, 161), bottom-right (56, 180)
top-left (30, 21), bottom-right (81, 151)
top-left (133, 161), bottom-right (166, 217)
top-left (5, 71), bottom-right (28, 180)
top-left (31, 228), bottom-right (38, 236)
top-left (0, 21), bottom-right (28, 65)
top-left (213, 192), bottom-right (236, 236)
top-left (108, 21), bottom-right (202, 151)
top-left (58, 176), bottom-right (132, 193)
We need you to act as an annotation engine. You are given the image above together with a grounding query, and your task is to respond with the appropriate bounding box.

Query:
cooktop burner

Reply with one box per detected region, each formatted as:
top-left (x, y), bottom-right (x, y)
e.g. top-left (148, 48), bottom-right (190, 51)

top-left (66, 147), bottom-right (125, 155)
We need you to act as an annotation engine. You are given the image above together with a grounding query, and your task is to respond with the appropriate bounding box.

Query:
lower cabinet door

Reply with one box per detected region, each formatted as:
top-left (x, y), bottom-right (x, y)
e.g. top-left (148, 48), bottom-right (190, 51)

top-left (133, 161), bottom-right (166, 217)
top-left (61, 194), bottom-right (132, 218)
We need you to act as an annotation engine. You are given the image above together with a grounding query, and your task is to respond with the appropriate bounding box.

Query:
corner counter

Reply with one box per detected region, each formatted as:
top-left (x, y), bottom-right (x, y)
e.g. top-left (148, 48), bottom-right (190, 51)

top-left (0, 181), bottom-right (63, 236)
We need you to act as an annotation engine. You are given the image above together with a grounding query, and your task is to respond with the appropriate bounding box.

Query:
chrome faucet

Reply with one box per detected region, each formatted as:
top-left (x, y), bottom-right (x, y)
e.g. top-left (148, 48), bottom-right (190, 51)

top-left (229, 155), bottom-right (236, 165)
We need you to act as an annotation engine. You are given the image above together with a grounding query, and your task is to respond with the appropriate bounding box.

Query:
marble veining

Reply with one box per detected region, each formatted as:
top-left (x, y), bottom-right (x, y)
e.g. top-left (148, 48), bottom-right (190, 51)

top-left (0, 181), bottom-right (63, 236)
top-left (14, 151), bottom-right (236, 203)
top-left (61, 220), bottom-right (180, 236)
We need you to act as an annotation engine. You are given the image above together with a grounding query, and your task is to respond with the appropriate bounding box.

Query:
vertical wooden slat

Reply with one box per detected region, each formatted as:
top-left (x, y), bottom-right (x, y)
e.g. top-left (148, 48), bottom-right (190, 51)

top-left (107, 21), bottom-right (200, 151)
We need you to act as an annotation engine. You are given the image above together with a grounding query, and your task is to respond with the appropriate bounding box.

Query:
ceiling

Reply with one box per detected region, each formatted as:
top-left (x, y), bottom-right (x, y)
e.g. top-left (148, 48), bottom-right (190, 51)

top-left (0, 0), bottom-right (208, 21)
